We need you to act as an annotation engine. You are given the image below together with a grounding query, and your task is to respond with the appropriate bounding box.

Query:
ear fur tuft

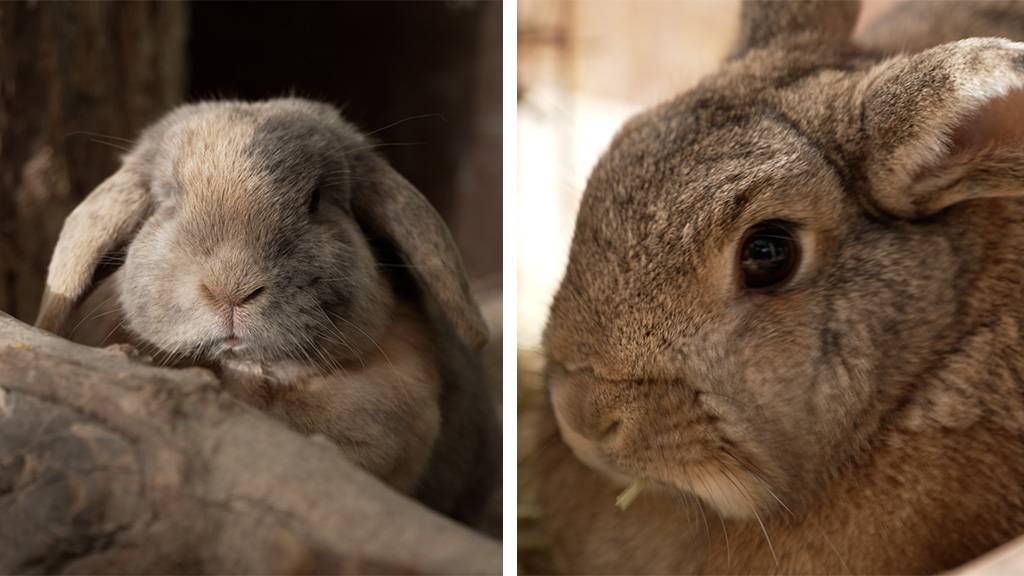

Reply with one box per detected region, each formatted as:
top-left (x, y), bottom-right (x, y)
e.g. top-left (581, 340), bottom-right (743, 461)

top-left (862, 38), bottom-right (1024, 217)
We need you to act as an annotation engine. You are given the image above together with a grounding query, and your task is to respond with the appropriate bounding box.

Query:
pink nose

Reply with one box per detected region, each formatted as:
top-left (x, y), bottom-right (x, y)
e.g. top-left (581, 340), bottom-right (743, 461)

top-left (199, 282), bottom-right (265, 308)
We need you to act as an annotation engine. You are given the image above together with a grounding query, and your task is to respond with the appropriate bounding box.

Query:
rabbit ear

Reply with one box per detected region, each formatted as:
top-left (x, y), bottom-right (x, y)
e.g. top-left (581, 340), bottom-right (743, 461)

top-left (352, 155), bottom-right (488, 350)
top-left (861, 38), bottom-right (1024, 218)
top-left (36, 167), bottom-right (150, 335)
top-left (731, 0), bottom-right (859, 57)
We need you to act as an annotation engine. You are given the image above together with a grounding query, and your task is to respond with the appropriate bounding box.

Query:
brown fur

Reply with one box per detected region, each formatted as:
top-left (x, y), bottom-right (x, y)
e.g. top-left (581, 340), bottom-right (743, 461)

top-left (537, 1), bottom-right (1024, 573)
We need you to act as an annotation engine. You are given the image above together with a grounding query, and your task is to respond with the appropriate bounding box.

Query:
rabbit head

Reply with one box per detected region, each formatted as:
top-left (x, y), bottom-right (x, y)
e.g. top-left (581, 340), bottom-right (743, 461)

top-left (37, 98), bottom-right (486, 367)
top-left (544, 0), bottom-right (1024, 519)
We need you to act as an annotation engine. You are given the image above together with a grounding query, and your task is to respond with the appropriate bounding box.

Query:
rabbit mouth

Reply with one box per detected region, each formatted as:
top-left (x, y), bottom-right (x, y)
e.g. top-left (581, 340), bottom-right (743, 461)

top-left (592, 460), bottom-right (776, 519)
top-left (212, 336), bottom-right (252, 356)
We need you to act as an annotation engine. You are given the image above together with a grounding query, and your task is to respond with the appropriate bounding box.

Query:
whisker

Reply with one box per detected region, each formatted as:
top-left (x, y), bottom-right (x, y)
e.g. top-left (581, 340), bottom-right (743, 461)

top-left (359, 112), bottom-right (444, 139)
top-left (100, 319), bottom-right (127, 346)
top-left (341, 141), bottom-right (427, 155)
top-left (314, 305), bottom-right (363, 369)
top-left (88, 138), bottom-right (131, 152)
top-left (64, 130), bottom-right (135, 144)
top-left (329, 311), bottom-right (392, 370)
top-left (718, 506), bottom-right (732, 567)
top-left (68, 292), bottom-right (121, 336)
top-left (751, 504), bottom-right (778, 566)
top-left (692, 474), bottom-right (713, 544)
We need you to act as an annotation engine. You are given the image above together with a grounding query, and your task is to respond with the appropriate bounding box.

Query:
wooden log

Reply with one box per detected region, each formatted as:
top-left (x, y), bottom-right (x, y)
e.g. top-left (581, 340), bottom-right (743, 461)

top-left (0, 312), bottom-right (500, 574)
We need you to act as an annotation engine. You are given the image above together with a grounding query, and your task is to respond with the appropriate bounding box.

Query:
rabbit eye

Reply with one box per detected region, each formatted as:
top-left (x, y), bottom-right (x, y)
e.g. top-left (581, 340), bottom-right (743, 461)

top-left (739, 221), bottom-right (800, 289)
top-left (308, 187), bottom-right (321, 213)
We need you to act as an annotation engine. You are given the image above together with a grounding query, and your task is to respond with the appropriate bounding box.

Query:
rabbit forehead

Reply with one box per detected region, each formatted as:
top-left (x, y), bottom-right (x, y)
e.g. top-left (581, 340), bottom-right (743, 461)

top-left (167, 107), bottom-right (337, 206)
top-left (245, 109), bottom-right (347, 191)
top-left (170, 110), bottom-right (272, 200)
top-left (579, 107), bottom-right (843, 265)
top-left (549, 107), bottom-right (845, 371)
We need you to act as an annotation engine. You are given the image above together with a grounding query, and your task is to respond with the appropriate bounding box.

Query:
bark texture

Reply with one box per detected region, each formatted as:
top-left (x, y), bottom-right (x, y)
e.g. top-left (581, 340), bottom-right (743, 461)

top-left (0, 312), bottom-right (500, 574)
top-left (0, 1), bottom-right (187, 322)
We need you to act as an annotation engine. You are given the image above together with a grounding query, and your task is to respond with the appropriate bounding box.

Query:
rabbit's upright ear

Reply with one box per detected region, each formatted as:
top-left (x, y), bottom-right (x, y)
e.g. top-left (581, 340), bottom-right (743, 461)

top-left (36, 166), bottom-right (150, 335)
top-left (353, 156), bottom-right (488, 350)
top-left (731, 0), bottom-right (859, 58)
top-left (861, 39), bottom-right (1024, 218)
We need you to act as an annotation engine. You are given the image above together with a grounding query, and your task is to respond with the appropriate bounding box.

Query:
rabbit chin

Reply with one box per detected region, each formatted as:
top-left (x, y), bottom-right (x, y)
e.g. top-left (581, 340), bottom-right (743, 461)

top-left (559, 420), bottom-right (772, 518)
top-left (666, 463), bottom-right (773, 519)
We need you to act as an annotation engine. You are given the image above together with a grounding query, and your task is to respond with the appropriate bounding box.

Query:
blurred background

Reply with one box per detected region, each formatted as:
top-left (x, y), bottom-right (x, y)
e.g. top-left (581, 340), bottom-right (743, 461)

top-left (517, 0), bottom-right (739, 351)
top-left (0, 1), bottom-right (501, 325)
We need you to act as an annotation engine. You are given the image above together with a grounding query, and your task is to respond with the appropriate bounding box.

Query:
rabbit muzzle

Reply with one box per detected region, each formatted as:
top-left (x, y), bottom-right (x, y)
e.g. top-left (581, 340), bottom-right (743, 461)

top-left (548, 366), bottom-right (777, 517)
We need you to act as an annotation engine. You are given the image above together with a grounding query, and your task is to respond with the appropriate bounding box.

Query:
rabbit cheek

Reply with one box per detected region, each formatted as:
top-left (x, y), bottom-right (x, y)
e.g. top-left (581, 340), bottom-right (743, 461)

top-left (120, 220), bottom-right (214, 352)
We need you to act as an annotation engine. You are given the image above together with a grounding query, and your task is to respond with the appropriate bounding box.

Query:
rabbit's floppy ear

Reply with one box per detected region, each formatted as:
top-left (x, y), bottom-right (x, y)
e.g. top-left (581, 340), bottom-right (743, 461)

top-left (36, 166), bottom-right (150, 335)
top-left (731, 0), bottom-right (859, 58)
top-left (352, 155), bottom-right (488, 350)
top-left (861, 38), bottom-right (1024, 218)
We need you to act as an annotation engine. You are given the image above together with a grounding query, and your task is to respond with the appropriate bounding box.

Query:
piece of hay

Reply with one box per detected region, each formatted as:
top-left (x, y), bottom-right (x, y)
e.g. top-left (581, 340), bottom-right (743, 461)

top-left (615, 480), bottom-right (647, 511)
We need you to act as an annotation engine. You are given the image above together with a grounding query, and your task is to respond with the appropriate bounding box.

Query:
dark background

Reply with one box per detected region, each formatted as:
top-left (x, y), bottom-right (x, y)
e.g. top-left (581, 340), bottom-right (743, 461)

top-left (189, 1), bottom-right (502, 274)
top-left (0, 1), bottom-right (502, 321)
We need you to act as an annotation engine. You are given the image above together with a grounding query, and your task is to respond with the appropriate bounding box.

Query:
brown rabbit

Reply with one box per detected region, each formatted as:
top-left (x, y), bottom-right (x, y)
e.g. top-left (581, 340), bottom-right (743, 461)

top-left (36, 98), bottom-right (499, 528)
top-left (536, 0), bottom-right (1024, 573)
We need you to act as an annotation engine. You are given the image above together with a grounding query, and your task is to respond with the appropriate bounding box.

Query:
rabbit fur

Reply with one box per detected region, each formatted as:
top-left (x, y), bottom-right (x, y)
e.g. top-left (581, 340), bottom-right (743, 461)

top-left (536, 0), bottom-right (1024, 573)
top-left (36, 98), bottom-right (499, 528)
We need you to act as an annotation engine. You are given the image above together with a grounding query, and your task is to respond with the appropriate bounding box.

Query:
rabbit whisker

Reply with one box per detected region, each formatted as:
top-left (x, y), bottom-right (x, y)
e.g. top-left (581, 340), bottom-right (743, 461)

top-left (100, 319), bottom-right (128, 346)
top-left (286, 328), bottom-right (319, 370)
top-left (64, 130), bottom-right (136, 144)
top-left (696, 472), bottom-right (733, 563)
top-left (328, 310), bottom-right (393, 370)
top-left (726, 450), bottom-right (848, 571)
top-left (714, 457), bottom-right (780, 567)
top-left (322, 177), bottom-right (377, 185)
top-left (751, 500), bottom-right (778, 566)
top-left (375, 262), bottom-right (443, 270)
top-left (693, 473), bottom-right (713, 543)
top-left (68, 292), bottom-right (121, 336)
top-left (341, 141), bottom-right (426, 156)
top-left (305, 330), bottom-right (341, 374)
top-left (88, 138), bottom-right (132, 153)
top-left (308, 322), bottom-right (351, 374)
top-left (718, 505), bottom-right (732, 567)
top-left (313, 309), bottom-right (364, 370)
top-left (360, 112), bottom-right (444, 139)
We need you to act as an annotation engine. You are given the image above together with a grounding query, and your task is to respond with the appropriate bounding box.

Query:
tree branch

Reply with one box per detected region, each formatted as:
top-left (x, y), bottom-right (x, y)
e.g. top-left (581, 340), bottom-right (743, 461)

top-left (0, 312), bottom-right (500, 574)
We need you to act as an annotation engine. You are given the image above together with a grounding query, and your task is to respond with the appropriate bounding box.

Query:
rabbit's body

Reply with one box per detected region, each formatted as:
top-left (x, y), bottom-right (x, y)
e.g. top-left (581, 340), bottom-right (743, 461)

top-left (38, 98), bottom-right (499, 528)
top-left (536, 1), bottom-right (1024, 573)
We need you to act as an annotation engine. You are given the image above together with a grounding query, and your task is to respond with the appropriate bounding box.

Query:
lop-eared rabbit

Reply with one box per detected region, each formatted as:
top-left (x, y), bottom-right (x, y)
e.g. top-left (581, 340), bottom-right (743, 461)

top-left (36, 98), bottom-right (499, 529)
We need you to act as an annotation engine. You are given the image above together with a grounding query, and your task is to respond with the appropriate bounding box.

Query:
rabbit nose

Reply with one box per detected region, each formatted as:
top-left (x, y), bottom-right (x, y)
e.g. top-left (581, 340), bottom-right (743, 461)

top-left (238, 285), bottom-right (265, 305)
top-left (199, 281), bottom-right (266, 309)
top-left (550, 376), bottom-right (623, 444)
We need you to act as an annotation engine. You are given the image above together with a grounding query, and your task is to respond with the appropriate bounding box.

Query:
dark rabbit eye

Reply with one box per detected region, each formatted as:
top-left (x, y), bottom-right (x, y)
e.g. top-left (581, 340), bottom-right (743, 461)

top-left (739, 221), bottom-right (800, 289)
top-left (308, 187), bottom-right (321, 213)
